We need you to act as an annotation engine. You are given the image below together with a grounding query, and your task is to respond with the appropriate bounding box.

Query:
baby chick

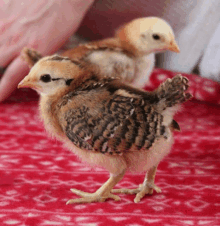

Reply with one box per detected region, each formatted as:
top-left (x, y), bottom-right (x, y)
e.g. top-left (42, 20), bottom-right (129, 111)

top-left (63, 17), bottom-right (179, 88)
top-left (18, 54), bottom-right (191, 204)
top-left (22, 17), bottom-right (179, 88)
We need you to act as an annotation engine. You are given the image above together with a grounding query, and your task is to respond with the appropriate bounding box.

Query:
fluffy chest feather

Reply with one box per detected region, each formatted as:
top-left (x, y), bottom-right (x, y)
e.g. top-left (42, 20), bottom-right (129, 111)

top-left (39, 96), bottom-right (64, 139)
top-left (132, 53), bottom-right (155, 88)
top-left (85, 50), bottom-right (135, 83)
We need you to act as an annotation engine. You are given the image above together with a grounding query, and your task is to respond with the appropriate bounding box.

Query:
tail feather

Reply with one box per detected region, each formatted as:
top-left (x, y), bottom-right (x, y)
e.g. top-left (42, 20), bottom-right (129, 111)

top-left (155, 74), bottom-right (192, 110)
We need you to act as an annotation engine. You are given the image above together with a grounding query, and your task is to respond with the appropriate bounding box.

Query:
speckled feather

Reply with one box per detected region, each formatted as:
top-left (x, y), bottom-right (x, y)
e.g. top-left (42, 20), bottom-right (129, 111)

top-left (56, 74), bottom-right (191, 155)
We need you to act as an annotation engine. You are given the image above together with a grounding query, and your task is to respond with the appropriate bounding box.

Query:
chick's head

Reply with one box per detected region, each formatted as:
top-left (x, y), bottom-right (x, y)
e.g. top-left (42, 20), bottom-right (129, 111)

top-left (18, 55), bottom-right (82, 96)
top-left (116, 17), bottom-right (180, 55)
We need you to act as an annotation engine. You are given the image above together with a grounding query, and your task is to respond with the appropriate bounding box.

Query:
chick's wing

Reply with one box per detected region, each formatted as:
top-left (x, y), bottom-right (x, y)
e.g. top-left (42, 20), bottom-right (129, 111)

top-left (57, 84), bottom-right (165, 155)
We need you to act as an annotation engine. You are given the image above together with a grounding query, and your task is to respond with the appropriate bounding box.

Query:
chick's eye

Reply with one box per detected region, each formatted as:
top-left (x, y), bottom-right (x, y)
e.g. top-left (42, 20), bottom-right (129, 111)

top-left (40, 74), bottom-right (51, 83)
top-left (152, 34), bottom-right (160, 40)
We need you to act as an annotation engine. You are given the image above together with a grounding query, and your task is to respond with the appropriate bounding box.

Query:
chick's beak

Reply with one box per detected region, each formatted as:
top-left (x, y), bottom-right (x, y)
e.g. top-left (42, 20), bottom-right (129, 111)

top-left (18, 77), bottom-right (38, 90)
top-left (168, 40), bottom-right (180, 53)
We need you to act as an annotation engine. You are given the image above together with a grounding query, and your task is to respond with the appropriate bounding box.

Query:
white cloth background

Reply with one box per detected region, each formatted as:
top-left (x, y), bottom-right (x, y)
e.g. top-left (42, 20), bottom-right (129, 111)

top-left (160, 0), bottom-right (220, 82)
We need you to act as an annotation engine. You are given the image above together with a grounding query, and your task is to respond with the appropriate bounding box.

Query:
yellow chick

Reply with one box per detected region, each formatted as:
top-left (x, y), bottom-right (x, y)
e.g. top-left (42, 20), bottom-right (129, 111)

top-left (18, 54), bottom-right (191, 204)
top-left (22, 17), bottom-right (179, 88)
top-left (63, 17), bottom-right (179, 88)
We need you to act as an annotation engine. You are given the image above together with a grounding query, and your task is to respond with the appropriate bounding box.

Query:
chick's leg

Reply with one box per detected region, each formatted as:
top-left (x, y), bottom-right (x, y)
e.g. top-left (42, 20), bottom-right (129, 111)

top-left (66, 169), bottom-right (126, 204)
top-left (112, 165), bottom-right (161, 203)
top-left (134, 165), bottom-right (161, 203)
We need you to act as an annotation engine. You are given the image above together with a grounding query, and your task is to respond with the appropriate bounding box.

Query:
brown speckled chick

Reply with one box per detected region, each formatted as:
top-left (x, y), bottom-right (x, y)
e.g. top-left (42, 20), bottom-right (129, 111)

top-left (18, 54), bottom-right (192, 204)
top-left (22, 17), bottom-right (180, 88)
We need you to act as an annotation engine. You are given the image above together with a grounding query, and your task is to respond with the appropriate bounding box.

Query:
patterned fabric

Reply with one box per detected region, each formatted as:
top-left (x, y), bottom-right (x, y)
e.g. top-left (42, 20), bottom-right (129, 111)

top-left (0, 69), bottom-right (219, 226)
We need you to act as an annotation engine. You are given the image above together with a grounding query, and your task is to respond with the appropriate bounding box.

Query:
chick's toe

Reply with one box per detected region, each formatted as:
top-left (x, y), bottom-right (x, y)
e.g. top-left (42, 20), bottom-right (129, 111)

top-left (66, 189), bottom-right (120, 204)
top-left (112, 182), bottom-right (161, 203)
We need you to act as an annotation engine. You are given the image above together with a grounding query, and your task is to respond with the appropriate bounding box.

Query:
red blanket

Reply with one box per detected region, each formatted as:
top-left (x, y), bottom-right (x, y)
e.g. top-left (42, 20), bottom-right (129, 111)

top-left (0, 69), bottom-right (220, 226)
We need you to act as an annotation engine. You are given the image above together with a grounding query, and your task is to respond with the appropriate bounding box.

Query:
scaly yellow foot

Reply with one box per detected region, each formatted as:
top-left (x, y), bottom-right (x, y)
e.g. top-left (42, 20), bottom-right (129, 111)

top-left (67, 169), bottom-right (126, 204)
top-left (112, 181), bottom-right (161, 203)
top-left (66, 188), bottom-right (121, 204)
